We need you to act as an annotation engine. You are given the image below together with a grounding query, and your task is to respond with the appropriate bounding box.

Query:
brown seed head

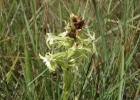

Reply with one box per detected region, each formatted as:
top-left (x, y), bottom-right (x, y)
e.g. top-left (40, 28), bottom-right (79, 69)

top-left (66, 14), bottom-right (85, 40)
top-left (70, 14), bottom-right (85, 29)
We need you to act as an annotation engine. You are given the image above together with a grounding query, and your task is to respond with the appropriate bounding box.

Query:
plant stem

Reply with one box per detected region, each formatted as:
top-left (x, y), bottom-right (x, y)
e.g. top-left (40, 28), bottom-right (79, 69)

top-left (62, 69), bottom-right (72, 100)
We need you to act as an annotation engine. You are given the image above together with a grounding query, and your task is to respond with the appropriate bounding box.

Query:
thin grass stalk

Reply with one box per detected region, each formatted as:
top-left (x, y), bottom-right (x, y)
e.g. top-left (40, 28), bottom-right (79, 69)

top-left (118, 44), bottom-right (124, 100)
top-left (91, 0), bottom-right (108, 96)
top-left (20, 0), bottom-right (35, 53)
top-left (134, 83), bottom-right (140, 100)
top-left (118, 0), bottom-right (128, 100)
top-left (59, 1), bottom-right (62, 31)
top-left (91, 0), bottom-right (108, 66)
top-left (107, 0), bottom-right (112, 14)
top-left (83, 0), bottom-right (90, 16)
top-left (30, 0), bottom-right (39, 56)
top-left (23, 35), bottom-right (35, 99)
top-left (0, 0), bottom-right (16, 38)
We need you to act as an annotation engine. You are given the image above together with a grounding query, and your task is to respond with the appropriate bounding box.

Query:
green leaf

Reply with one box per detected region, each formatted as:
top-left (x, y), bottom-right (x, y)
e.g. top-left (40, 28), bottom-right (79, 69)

top-left (58, 31), bottom-right (68, 37)
top-left (68, 48), bottom-right (75, 58)
top-left (56, 60), bottom-right (67, 70)
top-left (52, 52), bottom-right (68, 59)
top-left (63, 37), bottom-right (74, 48)
top-left (68, 59), bottom-right (76, 67)
top-left (70, 49), bottom-right (88, 59)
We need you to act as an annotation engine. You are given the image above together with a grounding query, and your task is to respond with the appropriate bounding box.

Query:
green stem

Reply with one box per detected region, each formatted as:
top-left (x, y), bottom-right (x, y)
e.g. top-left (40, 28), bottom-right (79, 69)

top-left (62, 69), bottom-right (72, 100)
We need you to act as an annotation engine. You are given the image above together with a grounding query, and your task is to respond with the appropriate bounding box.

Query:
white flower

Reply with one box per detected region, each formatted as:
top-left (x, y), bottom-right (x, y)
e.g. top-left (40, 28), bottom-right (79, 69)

top-left (46, 33), bottom-right (54, 45)
top-left (39, 54), bottom-right (55, 72)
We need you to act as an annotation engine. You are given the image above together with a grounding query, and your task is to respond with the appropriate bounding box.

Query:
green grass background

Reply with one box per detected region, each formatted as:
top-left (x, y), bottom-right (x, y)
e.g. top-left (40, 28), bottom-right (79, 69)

top-left (0, 0), bottom-right (140, 100)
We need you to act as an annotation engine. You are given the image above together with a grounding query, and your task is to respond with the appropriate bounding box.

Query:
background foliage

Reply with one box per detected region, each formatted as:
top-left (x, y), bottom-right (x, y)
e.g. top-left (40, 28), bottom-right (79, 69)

top-left (0, 0), bottom-right (140, 100)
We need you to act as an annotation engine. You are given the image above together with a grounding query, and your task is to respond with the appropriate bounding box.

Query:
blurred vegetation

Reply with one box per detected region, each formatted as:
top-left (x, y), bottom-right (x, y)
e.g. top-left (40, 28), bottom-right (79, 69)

top-left (0, 0), bottom-right (140, 100)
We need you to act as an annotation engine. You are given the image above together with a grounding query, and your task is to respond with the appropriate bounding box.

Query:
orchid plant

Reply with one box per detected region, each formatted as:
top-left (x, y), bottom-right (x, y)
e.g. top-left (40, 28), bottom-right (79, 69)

top-left (39, 13), bottom-right (97, 100)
